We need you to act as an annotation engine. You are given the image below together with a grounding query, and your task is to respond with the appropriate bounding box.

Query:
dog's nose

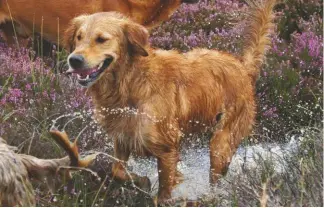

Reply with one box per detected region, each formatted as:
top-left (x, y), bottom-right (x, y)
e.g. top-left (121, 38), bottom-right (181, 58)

top-left (69, 54), bottom-right (84, 69)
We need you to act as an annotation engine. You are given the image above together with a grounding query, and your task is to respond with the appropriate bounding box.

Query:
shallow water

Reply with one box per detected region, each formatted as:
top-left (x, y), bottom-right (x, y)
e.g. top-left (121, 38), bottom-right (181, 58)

top-left (50, 112), bottom-right (300, 200)
top-left (128, 136), bottom-right (300, 200)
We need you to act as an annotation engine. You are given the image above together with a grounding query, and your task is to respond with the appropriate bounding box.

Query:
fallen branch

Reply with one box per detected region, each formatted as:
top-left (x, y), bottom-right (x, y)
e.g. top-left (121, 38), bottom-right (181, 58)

top-left (0, 130), bottom-right (98, 206)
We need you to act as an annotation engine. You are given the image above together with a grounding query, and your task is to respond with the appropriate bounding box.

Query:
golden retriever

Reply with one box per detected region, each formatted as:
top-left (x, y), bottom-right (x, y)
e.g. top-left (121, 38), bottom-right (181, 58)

top-left (0, 0), bottom-right (198, 46)
top-left (64, 0), bottom-right (276, 203)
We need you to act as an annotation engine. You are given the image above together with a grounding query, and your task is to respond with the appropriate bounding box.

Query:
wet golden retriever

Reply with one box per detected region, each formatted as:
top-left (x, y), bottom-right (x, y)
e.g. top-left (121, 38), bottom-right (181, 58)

top-left (0, 0), bottom-right (198, 46)
top-left (64, 0), bottom-right (276, 203)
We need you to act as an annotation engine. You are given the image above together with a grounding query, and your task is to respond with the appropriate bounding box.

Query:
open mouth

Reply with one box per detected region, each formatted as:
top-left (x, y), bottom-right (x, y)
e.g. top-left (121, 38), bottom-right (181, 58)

top-left (67, 57), bottom-right (113, 87)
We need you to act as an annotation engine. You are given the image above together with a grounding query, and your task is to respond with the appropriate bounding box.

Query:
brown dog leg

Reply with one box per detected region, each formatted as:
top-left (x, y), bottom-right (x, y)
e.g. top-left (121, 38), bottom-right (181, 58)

top-left (174, 169), bottom-right (184, 187)
top-left (112, 162), bottom-right (151, 191)
top-left (209, 129), bottom-right (236, 184)
top-left (112, 141), bottom-right (151, 191)
top-left (0, 21), bottom-right (18, 46)
top-left (157, 150), bottom-right (179, 202)
top-left (0, 21), bottom-right (29, 48)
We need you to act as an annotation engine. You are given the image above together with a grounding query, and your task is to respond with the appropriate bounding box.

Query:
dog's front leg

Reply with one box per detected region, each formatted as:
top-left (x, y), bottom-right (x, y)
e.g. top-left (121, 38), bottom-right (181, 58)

top-left (157, 150), bottom-right (179, 203)
top-left (112, 139), bottom-right (151, 190)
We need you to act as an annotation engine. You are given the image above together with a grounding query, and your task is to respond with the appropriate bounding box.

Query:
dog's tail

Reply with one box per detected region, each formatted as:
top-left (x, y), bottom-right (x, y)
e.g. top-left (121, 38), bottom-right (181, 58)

top-left (242, 0), bottom-right (276, 82)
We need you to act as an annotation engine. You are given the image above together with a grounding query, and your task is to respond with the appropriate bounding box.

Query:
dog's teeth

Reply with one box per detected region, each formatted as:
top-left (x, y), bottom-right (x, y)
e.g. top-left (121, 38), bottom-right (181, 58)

top-left (66, 68), bottom-right (75, 73)
top-left (98, 62), bottom-right (103, 69)
top-left (77, 74), bottom-right (89, 80)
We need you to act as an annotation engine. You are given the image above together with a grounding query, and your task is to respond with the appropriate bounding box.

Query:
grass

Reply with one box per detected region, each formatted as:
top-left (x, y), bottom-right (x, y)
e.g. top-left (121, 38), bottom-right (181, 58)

top-left (0, 0), bottom-right (323, 206)
top-left (196, 126), bottom-right (323, 207)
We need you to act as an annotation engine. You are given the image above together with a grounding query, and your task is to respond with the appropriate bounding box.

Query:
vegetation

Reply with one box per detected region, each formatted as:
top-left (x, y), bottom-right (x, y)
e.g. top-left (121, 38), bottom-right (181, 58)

top-left (0, 0), bottom-right (322, 206)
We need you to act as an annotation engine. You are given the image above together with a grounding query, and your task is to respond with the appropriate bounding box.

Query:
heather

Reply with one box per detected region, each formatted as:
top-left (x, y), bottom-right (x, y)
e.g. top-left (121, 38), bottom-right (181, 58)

top-left (150, 0), bottom-right (323, 139)
top-left (0, 0), bottom-right (323, 206)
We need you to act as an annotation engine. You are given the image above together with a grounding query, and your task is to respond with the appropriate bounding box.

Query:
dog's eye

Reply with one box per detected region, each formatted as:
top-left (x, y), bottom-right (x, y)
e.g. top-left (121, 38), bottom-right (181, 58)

top-left (96, 37), bottom-right (107, 43)
top-left (77, 35), bottom-right (82, 41)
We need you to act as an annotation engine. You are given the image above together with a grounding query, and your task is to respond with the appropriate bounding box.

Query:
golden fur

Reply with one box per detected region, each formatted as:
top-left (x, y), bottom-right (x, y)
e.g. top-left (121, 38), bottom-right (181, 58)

top-left (0, 0), bottom-right (197, 46)
top-left (64, 0), bottom-right (276, 202)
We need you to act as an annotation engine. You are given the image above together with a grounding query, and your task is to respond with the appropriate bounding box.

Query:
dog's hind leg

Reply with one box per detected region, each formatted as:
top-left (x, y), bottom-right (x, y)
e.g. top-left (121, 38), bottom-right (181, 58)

top-left (209, 128), bottom-right (235, 184)
top-left (209, 101), bottom-right (255, 184)
top-left (0, 21), bottom-right (29, 48)
top-left (174, 169), bottom-right (184, 187)
top-left (0, 21), bottom-right (17, 45)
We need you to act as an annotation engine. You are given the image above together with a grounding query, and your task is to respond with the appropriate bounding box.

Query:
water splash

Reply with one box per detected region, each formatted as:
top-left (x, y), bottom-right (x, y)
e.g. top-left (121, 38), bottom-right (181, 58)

top-left (50, 110), bottom-right (302, 200)
top-left (128, 136), bottom-right (302, 200)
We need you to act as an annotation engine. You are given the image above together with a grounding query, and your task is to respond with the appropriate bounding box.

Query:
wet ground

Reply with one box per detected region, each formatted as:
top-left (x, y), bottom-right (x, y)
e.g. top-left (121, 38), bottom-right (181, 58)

top-left (128, 136), bottom-right (300, 200)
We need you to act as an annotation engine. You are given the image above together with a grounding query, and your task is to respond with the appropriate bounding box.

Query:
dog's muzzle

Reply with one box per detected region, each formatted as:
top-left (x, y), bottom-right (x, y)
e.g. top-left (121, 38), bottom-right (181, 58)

top-left (66, 55), bottom-right (114, 87)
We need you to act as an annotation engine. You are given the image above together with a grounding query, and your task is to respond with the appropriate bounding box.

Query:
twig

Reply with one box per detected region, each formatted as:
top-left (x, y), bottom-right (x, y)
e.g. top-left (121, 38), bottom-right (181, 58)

top-left (91, 175), bottom-right (109, 207)
top-left (27, 128), bottom-right (36, 154)
top-left (260, 178), bottom-right (269, 207)
top-left (56, 165), bottom-right (99, 178)
top-left (5, 0), bottom-right (19, 48)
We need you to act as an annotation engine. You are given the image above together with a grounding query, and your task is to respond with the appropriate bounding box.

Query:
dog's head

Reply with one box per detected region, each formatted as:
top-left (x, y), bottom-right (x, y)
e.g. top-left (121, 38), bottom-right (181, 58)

top-left (64, 12), bottom-right (149, 88)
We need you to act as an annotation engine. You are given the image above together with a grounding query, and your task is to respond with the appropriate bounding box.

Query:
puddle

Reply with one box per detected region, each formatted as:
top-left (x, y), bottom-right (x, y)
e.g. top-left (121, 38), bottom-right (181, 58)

top-left (128, 136), bottom-right (300, 200)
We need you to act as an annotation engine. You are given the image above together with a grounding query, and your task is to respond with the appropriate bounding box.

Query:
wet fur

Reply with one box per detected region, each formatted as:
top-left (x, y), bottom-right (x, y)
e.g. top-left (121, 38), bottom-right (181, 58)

top-left (65, 0), bottom-right (276, 202)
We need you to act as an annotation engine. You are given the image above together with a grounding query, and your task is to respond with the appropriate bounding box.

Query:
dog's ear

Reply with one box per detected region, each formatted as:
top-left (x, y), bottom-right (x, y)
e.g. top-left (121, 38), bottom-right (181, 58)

top-left (63, 15), bottom-right (88, 52)
top-left (124, 23), bottom-right (149, 57)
